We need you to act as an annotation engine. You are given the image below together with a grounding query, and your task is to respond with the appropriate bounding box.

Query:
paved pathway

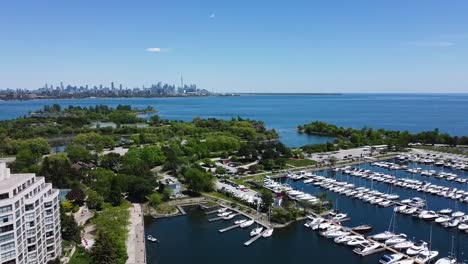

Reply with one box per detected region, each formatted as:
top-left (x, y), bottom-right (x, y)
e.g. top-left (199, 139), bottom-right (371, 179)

top-left (126, 204), bottom-right (146, 264)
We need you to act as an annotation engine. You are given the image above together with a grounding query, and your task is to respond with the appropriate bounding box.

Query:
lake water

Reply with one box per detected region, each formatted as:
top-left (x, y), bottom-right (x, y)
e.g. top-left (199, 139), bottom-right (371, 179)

top-left (145, 159), bottom-right (468, 264)
top-left (1, 94), bottom-right (468, 146)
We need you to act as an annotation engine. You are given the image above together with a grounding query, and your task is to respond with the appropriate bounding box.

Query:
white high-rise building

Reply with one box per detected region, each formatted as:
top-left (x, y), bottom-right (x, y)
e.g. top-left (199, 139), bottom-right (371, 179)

top-left (0, 163), bottom-right (61, 264)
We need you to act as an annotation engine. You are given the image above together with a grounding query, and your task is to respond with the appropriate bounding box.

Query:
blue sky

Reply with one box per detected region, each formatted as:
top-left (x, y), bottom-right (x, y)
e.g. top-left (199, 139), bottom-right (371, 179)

top-left (1, 0), bottom-right (468, 93)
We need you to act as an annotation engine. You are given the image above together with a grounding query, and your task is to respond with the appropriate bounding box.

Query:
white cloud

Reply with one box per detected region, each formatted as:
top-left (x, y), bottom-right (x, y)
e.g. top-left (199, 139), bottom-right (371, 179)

top-left (209, 13), bottom-right (215, 18)
top-left (146, 48), bottom-right (170, 53)
top-left (407, 41), bottom-right (454, 47)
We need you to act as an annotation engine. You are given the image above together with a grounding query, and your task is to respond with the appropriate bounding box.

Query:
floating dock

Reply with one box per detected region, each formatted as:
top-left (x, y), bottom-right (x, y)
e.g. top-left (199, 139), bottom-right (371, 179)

top-left (219, 224), bottom-right (241, 233)
top-left (244, 230), bottom-right (265, 246)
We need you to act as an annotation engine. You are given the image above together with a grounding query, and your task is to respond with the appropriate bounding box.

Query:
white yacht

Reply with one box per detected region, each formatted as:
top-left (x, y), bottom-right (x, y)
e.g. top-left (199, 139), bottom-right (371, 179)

top-left (262, 228), bottom-right (274, 238)
top-left (334, 235), bottom-right (361, 244)
top-left (393, 241), bottom-right (414, 250)
top-left (451, 211), bottom-right (465, 218)
top-left (240, 219), bottom-right (255, 228)
top-left (323, 230), bottom-right (350, 239)
top-left (347, 236), bottom-right (367, 246)
top-left (435, 256), bottom-right (457, 264)
top-left (353, 242), bottom-right (380, 255)
top-left (250, 227), bottom-right (263, 237)
top-left (435, 215), bottom-right (451, 224)
top-left (406, 241), bottom-right (428, 255)
top-left (234, 219), bottom-right (247, 225)
top-left (414, 251), bottom-right (439, 263)
top-left (379, 253), bottom-right (405, 264)
top-left (385, 234), bottom-right (407, 245)
top-left (217, 211), bottom-right (231, 217)
top-left (371, 231), bottom-right (395, 241)
top-left (223, 213), bottom-right (236, 220)
top-left (418, 210), bottom-right (439, 221)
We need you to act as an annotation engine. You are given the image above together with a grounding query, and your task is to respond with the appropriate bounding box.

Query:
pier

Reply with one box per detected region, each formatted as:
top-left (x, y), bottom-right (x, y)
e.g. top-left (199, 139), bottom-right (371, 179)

top-left (243, 229), bottom-right (266, 246)
top-left (219, 224), bottom-right (241, 233)
top-left (308, 211), bottom-right (423, 263)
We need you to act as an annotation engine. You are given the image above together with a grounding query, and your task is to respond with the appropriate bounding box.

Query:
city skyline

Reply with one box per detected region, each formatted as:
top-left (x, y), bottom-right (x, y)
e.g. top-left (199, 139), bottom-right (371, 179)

top-left (1, 0), bottom-right (468, 93)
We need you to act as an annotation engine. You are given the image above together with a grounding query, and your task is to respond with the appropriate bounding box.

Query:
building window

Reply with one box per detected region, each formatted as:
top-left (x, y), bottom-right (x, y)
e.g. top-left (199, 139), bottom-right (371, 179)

top-left (0, 215), bottom-right (12, 224)
top-left (0, 205), bottom-right (12, 214)
top-left (0, 241), bottom-right (15, 251)
top-left (0, 233), bottom-right (14, 243)
top-left (25, 204), bottom-right (34, 211)
top-left (0, 193), bottom-right (9, 200)
top-left (0, 250), bottom-right (15, 259)
top-left (0, 225), bottom-right (13, 234)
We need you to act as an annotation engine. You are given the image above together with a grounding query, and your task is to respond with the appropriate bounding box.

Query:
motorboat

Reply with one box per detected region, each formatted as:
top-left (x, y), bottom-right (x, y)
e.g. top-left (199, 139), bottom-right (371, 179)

top-left (334, 235), bottom-right (361, 244)
top-left (393, 241), bottom-right (414, 250)
top-left (371, 231), bottom-right (395, 241)
top-left (406, 241), bottom-right (428, 255)
top-left (262, 228), bottom-right (274, 238)
top-left (250, 227), bottom-right (263, 237)
top-left (415, 251), bottom-right (439, 263)
top-left (353, 242), bottom-right (381, 255)
top-left (438, 208), bottom-right (453, 215)
top-left (435, 215), bottom-right (451, 224)
top-left (323, 230), bottom-right (350, 239)
top-left (234, 219), bottom-right (247, 225)
top-left (435, 256), bottom-right (457, 264)
top-left (418, 210), bottom-right (439, 221)
top-left (331, 213), bottom-right (348, 222)
top-left (347, 236), bottom-right (368, 246)
top-left (217, 207), bottom-right (227, 213)
top-left (303, 178), bottom-right (314, 184)
top-left (223, 213), bottom-right (236, 220)
top-left (379, 253), bottom-right (405, 264)
top-left (379, 200), bottom-right (394, 207)
top-left (352, 225), bottom-right (373, 234)
top-left (442, 218), bottom-right (459, 228)
top-left (240, 219), bottom-right (255, 228)
top-left (401, 207), bottom-right (418, 215)
top-left (147, 235), bottom-right (158, 242)
top-left (217, 211), bottom-right (231, 217)
top-left (451, 211), bottom-right (465, 218)
top-left (385, 234), bottom-right (407, 245)
top-left (458, 223), bottom-right (468, 231)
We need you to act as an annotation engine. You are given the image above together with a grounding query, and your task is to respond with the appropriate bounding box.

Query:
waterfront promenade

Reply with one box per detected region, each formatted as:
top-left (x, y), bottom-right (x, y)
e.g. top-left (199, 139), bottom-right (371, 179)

top-left (126, 204), bottom-right (146, 264)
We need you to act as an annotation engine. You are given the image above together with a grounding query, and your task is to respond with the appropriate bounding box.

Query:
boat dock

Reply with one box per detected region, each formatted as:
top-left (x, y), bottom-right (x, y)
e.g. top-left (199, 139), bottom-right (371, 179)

top-left (219, 224), bottom-right (241, 233)
top-left (203, 205), bottom-right (272, 247)
top-left (308, 211), bottom-right (423, 263)
top-left (209, 213), bottom-right (240, 222)
top-left (243, 229), bottom-right (267, 246)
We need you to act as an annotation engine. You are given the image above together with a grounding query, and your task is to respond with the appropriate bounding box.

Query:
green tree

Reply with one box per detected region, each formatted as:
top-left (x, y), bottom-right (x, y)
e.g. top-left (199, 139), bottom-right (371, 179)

top-left (41, 153), bottom-right (78, 188)
top-left (66, 186), bottom-right (86, 206)
top-left (184, 168), bottom-right (214, 193)
top-left (148, 193), bottom-right (162, 208)
top-left (86, 190), bottom-right (104, 211)
top-left (260, 190), bottom-right (274, 209)
top-left (60, 207), bottom-right (80, 243)
top-left (66, 144), bottom-right (92, 163)
top-left (90, 232), bottom-right (120, 264)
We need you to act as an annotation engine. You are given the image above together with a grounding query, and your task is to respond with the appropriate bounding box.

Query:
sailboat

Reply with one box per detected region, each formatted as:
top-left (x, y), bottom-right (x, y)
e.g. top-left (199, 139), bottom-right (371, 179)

top-left (250, 202), bottom-right (264, 237)
top-left (435, 236), bottom-right (457, 264)
top-left (263, 205), bottom-right (274, 238)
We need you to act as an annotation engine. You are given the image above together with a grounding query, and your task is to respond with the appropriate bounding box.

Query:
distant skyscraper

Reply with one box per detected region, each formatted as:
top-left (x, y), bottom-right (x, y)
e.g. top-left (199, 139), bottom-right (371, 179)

top-left (60, 82), bottom-right (64, 90)
top-left (111, 82), bottom-right (114, 90)
top-left (119, 84), bottom-right (122, 90)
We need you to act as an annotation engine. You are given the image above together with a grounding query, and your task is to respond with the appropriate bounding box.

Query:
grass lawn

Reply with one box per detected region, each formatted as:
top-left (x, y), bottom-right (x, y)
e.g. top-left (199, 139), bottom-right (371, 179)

top-left (69, 247), bottom-right (92, 264)
top-left (155, 203), bottom-right (177, 214)
top-left (286, 159), bottom-right (317, 167)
